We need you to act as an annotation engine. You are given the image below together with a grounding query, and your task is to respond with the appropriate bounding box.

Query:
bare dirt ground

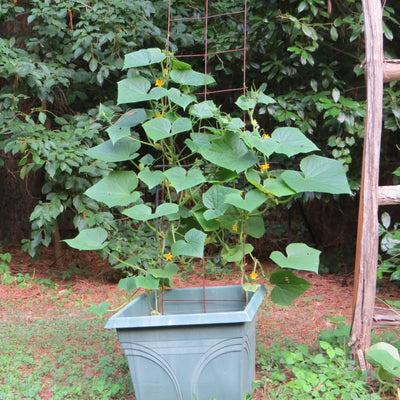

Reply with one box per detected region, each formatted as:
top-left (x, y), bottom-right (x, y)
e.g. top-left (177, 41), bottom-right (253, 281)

top-left (1, 245), bottom-right (399, 399)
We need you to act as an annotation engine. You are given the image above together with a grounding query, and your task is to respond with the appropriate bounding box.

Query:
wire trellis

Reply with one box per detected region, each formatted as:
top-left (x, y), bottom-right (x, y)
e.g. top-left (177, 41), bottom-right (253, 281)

top-left (161, 0), bottom-right (249, 313)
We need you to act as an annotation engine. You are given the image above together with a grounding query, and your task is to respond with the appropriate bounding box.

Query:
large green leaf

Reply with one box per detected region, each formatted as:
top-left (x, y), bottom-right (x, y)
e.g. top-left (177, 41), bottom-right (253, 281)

top-left (263, 177), bottom-right (296, 197)
top-left (170, 69), bottom-right (216, 86)
top-left (185, 132), bottom-right (212, 153)
top-left (365, 343), bottom-right (400, 380)
top-left (84, 171), bottom-right (140, 207)
top-left (64, 228), bottom-right (108, 251)
top-left (119, 274), bottom-right (160, 292)
top-left (171, 228), bottom-right (207, 258)
top-left (118, 76), bottom-right (167, 104)
top-left (85, 138), bottom-right (140, 162)
top-left (281, 155), bottom-right (351, 194)
top-left (270, 270), bottom-right (311, 306)
top-left (143, 117), bottom-right (172, 141)
top-left (270, 243), bottom-right (320, 273)
top-left (189, 101), bottom-right (217, 119)
top-left (235, 96), bottom-right (256, 111)
top-left (123, 203), bottom-right (179, 221)
top-left (203, 185), bottom-right (237, 220)
top-left (164, 167), bottom-right (206, 192)
top-left (115, 108), bottom-right (147, 128)
top-left (171, 117), bottom-right (192, 135)
top-left (167, 88), bottom-right (196, 110)
top-left (200, 131), bottom-right (258, 173)
top-left (149, 263), bottom-right (179, 287)
top-left (123, 48), bottom-right (166, 69)
top-left (271, 127), bottom-right (319, 157)
top-left (192, 208), bottom-right (220, 232)
top-left (248, 134), bottom-right (280, 158)
top-left (138, 167), bottom-right (165, 189)
top-left (224, 189), bottom-right (267, 213)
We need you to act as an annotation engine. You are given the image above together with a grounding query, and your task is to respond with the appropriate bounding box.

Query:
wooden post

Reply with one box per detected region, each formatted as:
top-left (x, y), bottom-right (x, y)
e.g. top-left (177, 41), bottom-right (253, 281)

top-left (383, 61), bottom-right (400, 82)
top-left (349, 0), bottom-right (383, 367)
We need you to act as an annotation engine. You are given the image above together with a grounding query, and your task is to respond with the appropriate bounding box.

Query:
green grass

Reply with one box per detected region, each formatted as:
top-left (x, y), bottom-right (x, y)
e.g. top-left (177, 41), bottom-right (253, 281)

top-left (0, 315), bottom-right (133, 399)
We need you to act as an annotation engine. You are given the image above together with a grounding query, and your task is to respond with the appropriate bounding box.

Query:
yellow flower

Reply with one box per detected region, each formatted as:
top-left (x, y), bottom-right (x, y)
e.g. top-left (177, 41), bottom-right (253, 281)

top-left (155, 112), bottom-right (163, 118)
top-left (261, 162), bottom-right (270, 171)
top-left (232, 224), bottom-right (238, 232)
top-left (252, 119), bottom-right (258, 125)
top-left (263, 133), bottom-right (270, 139)
top-left (165, 252), bottom-right (173, 261)
top-left (155, 79), bottom-right (164, 87)
top-left (250, 271), bottom-right (258, 280)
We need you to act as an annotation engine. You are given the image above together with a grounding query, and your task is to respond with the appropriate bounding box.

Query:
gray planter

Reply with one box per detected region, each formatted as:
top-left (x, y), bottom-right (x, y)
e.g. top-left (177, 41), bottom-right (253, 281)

top-left (105, 284), bottom-right (266, 400)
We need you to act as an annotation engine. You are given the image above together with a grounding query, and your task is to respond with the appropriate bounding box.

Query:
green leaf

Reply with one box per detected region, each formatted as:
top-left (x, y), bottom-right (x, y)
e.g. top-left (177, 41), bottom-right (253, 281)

top-left (123, 48), bottom-right (166, 68)
top-left (149, 263), bottom-right (179, 287)
top-left (115, 108), bottom-right (147, 128)
top-left (134, 274), bottom-right (160, 291)
top-left (106, 125), bottom-right (131, 144)
top-left (263, 177), bottom-right (296, 197)
top-left (203, 185), bottom-right (237, 220)
top-left (235, 96), bottom-right (256, 111)
top-left (89, 302), bottom-right (111, 316)
top-left (123, 203), bottom-right (179, 221)
top-left (270, 270), bottom-right (311, 306)
top-left (366, 343), bottom-right (400, 379)
top-left (247, 133), bottom-right (279, 158)
top-left (257, 92), bottom-right (276, 106)
top-left (64, 228), bottom-right (108, 251)
top-left (138, 167), bottom-right (165, 189)
top-left (245, 215), bottom-right (266, 239)
top-left (171, 228), bottom-right (207, 258)
top-left (271, 127), bottom-right (319, 157)
top-left (192, 208), bottom-right (220, 232)
top-left (85, 138), bottom-right (140, 162)
top-left (143, 117), bottom-right (172, 141)
top-left (185, 132), bottom-right (212, 153)
top-left (164, 167), bottom-right (206, 192)
top-left (118, 76), bottom-right (167, 104)
top-left (189, 101), bottom-right (217, 119)
top-left (171, 117), bottom-right (192, 135)
top-left (221, 244), bottom-right (254, 263)
top-left (84, 171), bottom-right (140, 207)
top-left (225, 189), bottom-right (267, 213)
top-left (167, 88), bottom-right (196, 110)
top-left (38, 112), bottom-right (47, 125)
top-left (200, 131), bottom-right (257, 173)
top-left (170, 69), bottom-right (216, 86)
top-left (270, 243), bottom-right (320, 273)
top-left (281, 155), bottom-right (351, 194)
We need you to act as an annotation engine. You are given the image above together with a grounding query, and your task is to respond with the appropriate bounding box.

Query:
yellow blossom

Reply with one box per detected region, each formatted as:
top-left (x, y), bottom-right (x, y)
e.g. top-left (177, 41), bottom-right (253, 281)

top-left (232, 224), bottom-right (238, 232)
top-left (165, 252), bottom-right (173, 261)
top-left (263, 133), bottom-right (270, 139)
top-left (261, 162), bottom-right (270, 171)
top-left (155, 112), bottom-right (163, 118)
top-left (249, 271), bottom-right (258, 280)
top-left (252, 119), bottom-right (258, 125)
top-left (155, 79), bottom-right (164, 87)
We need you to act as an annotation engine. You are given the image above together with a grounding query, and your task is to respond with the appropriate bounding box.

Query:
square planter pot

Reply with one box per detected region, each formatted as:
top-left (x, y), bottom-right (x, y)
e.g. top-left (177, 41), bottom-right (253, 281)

top-left (105, 284), bottom-right (266, 400)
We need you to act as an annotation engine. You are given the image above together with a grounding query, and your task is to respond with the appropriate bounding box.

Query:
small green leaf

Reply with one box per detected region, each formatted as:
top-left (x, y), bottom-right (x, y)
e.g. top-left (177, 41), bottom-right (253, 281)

top-left (270, 243), bottom-right (320, 273)
top-left (115, 108), bottom-right (147, 128)
top-left (225, 190), bottom-right (267, 213)
top-left (171, 117), bottom-right (192, 135)
top-left (270, 270), bottom-right (311, 306)
top-left (203, 185), bottom-right (237, 220)
top-left (38, 112), bottom-right (47, 125)
top-left (164, 167), bottom-right (206, 192)
top-left (123, 48), bottom-right (166, 69)
top-left (190, 101), bottom-right (217, 119)
top-left (84, 171), bottom-right (140, 207)
top-left (138, 167), bottom-right (165, 189)
top-left (366, 343), bottom-right (400, 379)
top-left (271, 127), bottom-right (319, 157)
top-left (89, 302), bottom-right (111, 316)
top-left (167, 88), bottom-right (196, 110)
top-left (170, 69), bottom-right (215, 86)
top-left (64, 228), bottom-right (108, 251)
top-left (123, 203), bottom-right (179, 221)
top-left (106, 125), bottom-right (131, 144)
top-left (221, 244), bottom-right (254, 263)
top-left (171, 228), bottom-right (207, 258)
top-left (235, 95), bottom-right (256, 111)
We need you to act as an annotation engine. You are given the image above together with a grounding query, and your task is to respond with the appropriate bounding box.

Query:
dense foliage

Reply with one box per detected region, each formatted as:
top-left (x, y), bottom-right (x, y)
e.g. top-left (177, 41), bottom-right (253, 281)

top-left (0, 0), bottom-right (399, 263)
